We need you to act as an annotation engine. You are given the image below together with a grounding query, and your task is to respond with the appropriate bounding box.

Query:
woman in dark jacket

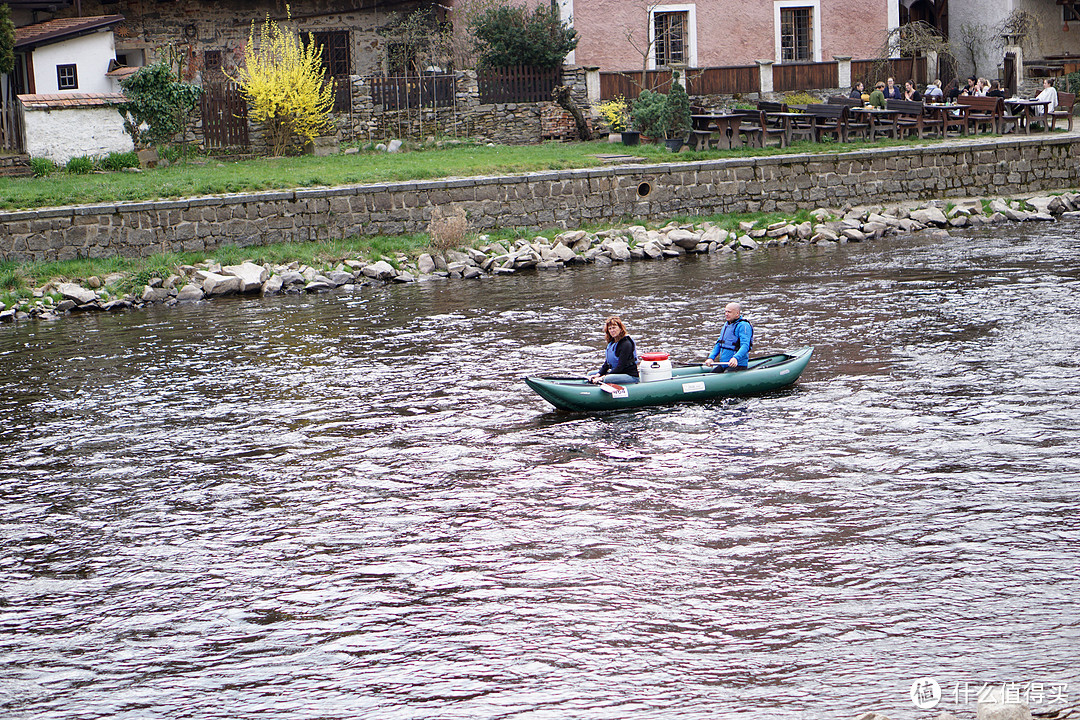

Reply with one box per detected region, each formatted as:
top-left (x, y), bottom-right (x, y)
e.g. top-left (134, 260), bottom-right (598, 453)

top-left (589, 316), bottom-right (639, 384)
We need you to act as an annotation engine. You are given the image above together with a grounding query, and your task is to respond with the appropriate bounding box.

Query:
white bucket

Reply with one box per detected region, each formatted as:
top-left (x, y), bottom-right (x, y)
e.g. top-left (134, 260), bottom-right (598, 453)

top-left (639, 352), bottom-right (673, 382)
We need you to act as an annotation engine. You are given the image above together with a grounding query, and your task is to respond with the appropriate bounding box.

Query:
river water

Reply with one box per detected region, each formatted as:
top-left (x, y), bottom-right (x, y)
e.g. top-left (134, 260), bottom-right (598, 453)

top-left (1, 221), bottom-right (1078, 720)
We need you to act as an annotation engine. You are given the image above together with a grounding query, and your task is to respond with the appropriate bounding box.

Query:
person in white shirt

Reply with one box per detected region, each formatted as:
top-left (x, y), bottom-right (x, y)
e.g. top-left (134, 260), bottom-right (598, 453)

top-left (1035, 78), bottom-right (1059, 116)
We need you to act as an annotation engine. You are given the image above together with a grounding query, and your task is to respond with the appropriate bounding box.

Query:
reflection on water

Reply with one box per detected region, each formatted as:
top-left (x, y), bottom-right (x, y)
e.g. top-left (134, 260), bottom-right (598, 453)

top-left (1, 222), bottom-right (1079, 720)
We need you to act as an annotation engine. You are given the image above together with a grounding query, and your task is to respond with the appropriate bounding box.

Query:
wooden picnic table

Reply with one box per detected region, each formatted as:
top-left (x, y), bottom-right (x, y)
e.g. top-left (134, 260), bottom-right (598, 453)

top-left (922, 103), bottom-right (970, 136)
top-left (1004, 98), bottom-right (1053, 133)
top-left (690, 114), bottom-right (744, 150)
top-left (848, 107), bottom-right (899, 140)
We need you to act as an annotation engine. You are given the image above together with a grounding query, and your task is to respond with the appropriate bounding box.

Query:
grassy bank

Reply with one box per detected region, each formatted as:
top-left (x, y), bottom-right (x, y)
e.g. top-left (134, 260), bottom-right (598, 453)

top-left (0, 209), bottom-right (812, 309)
top-left (0, 136), bottom-right (941, 212)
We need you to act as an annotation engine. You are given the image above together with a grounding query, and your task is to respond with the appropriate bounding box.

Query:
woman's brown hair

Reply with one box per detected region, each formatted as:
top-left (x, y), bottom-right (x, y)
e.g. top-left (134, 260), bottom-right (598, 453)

top-left (604, 316), bottom-right (628, 343)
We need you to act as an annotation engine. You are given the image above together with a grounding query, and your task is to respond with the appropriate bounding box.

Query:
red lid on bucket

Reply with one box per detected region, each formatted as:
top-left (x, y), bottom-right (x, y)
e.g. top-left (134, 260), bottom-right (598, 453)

top-left (640, 352), bottom-right (669, 361)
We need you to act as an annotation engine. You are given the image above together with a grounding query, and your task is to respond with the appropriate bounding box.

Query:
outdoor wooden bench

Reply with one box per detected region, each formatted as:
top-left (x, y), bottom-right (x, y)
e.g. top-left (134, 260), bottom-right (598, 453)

top-left (827, 96), bottom-right (870, 139)
top-left (801, 103), bottom-right (851, 142)
top-left (757, 101), bottom-right (802, 146)
top-left (957, 96), bottom-right (1019, 134)
top-left (730, 109), bottom-right (788, 148)
top-left (886, 99), bottom-right (943, 138)
top-left (1049, 91), bottom-right (1076, 131)
top-left (690, 129), bottom-right (714, 150)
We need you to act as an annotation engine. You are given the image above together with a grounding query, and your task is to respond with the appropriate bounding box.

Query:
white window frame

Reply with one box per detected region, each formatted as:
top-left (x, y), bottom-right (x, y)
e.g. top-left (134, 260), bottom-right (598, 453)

top-left (557, 0), bottom-right (576, 65)
top-left (774, 0), bottom-right (821, 63)
top-left (648, 4), bottom-right (697, 70)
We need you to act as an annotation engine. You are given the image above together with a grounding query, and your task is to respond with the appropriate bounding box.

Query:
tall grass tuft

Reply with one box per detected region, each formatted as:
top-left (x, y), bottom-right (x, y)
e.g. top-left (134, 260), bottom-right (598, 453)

top-left (428, 206), bottom-right (469, 253)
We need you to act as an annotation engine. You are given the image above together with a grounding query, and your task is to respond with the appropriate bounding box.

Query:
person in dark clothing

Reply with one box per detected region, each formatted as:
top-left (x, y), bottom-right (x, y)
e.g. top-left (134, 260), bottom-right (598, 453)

top-left (945, 79), bottom-right (961, 101)
top-left (589, 316), bottom-right (639, 384)
top-left (849, 81), bottom-right (865, 99)
top-left (704, 303), bottom-right (753, 371)
top-left (987, 79), bottom-right (1006, 98)
top-left (903, 80), bottom-right (922, 101)
top-left (885, 77), bottom-right (904, 100)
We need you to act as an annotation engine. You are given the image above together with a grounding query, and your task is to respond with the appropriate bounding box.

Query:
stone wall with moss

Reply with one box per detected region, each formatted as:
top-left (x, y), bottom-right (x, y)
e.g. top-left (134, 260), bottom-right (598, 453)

top-left (2, 134), bottom-right (1078, 262)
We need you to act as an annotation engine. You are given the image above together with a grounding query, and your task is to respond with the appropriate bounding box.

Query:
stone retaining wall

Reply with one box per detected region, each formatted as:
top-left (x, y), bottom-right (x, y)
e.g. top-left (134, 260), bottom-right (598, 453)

top-left (3, 134), bottom-right (1079, 263)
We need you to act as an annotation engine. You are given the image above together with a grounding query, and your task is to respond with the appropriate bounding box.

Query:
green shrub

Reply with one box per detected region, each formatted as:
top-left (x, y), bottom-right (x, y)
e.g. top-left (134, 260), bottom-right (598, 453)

top-left (65, 156), bottom-right (94, 174)
top-left (29, 157), bottom-right (56, 177)
top-left (1066, 71), bottom-right (1080, 98)
top-left (665, 74), bottom-right (692, 137)
top-left (470, 3), bottom-right (577, 70)
top-left (632, 90), bottom-right (669, 139)
top-left (117, 62), bottom-right (202, 148)
top-left (100, 151), bottom-right (140, 171)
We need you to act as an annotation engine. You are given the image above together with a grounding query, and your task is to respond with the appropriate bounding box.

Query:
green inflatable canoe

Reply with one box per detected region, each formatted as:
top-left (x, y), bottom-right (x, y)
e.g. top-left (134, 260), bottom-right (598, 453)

top-left (525, 346), bottom-right (814, 412)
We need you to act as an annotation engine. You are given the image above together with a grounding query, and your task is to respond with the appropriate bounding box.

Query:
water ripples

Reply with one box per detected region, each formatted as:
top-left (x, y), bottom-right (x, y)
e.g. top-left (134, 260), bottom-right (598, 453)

top-left (2, 222), bottom-right (1079, 719)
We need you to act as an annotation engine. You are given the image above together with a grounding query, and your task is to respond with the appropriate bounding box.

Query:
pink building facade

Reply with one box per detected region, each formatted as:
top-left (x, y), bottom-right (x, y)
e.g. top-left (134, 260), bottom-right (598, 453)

top-left (533, 0), bottom-right (895, 70)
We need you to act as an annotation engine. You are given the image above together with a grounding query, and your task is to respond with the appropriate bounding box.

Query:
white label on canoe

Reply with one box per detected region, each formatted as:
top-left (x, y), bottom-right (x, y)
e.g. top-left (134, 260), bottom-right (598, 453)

top-left (682, 381), bottom-right (706, 393)
top-left (601, 383), bottom-right (629, 398)
top-left (779, 369), bottom-right (790, 375)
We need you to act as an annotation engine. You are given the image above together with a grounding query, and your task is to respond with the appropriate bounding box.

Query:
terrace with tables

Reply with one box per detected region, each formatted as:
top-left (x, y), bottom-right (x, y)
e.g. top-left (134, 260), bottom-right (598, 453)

top-left (687, 92), bottom-right (1077, 151)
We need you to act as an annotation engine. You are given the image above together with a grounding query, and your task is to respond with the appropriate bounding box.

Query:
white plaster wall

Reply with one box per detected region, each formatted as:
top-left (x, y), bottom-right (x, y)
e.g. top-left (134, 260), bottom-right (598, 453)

top-left (1018, 0), bottom-right (1080, 62)
top-left (23, 106), bottom-right (132, 163)
top-left (32, 32), bottom-right (116, 94)
top-left (949, 0), bottom-right (1015, 78)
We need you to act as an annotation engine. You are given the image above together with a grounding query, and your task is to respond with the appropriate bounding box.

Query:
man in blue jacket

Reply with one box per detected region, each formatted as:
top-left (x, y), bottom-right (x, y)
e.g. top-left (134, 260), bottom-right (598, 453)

top-left (705, 302), bottom-right (753, 371)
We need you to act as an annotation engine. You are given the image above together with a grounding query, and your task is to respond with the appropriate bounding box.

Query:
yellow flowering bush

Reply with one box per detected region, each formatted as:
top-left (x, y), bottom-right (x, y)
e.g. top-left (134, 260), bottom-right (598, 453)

top-left (597, 97), bottom-right (631, 133)
top-left (232, 7), bottom-right (335, 155)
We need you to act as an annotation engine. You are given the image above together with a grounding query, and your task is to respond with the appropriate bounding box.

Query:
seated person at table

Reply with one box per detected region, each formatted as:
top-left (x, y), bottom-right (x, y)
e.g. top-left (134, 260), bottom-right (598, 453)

top-left (924, 80), bottom-right (943, 99)
top-left (885, 77), bottom-right (904, 100)
top-left (962, 75), bottom-right (978, 95)
top-left (903, 80), bottom-right (922, 101)
top-left (704, 303), bottom-right (753, 372)
top-left (849, 81), bottom-right (865, 99)
top-left (974, 78), bottom-right (991, 97)
top-left (987, 79), bottom-right (1006, 98)
top-left (869, 82), bottom-right (887, 108)
top-left (589, 316), bottom-right (639, 385)
top-left (1035, 78), bottom-right (1059, 115)
top-left (945, 79), bottom-right (961, 101)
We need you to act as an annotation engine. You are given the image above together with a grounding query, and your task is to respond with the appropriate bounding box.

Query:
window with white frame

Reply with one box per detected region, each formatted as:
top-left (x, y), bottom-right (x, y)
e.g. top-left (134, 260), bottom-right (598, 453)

top-left (780, 6), bottom-right (813, 61)
top-left (654, 11), bottom-right (687, 66)
top-left (57, 64), bottom-right (78, 90)
top-left (774, 0), bottom-right (820, 63)
top-left (648, 4), bottom-right (696, 69)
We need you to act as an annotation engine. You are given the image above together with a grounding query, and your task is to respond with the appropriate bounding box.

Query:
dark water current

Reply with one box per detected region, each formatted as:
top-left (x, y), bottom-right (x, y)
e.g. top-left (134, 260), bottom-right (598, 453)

top-left (2, 222), bottom-right (1079, 720)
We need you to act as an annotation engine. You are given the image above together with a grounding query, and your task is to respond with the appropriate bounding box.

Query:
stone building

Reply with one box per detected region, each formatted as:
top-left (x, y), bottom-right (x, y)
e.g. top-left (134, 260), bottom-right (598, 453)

top-left (7, 0), bottom-right (444, 82)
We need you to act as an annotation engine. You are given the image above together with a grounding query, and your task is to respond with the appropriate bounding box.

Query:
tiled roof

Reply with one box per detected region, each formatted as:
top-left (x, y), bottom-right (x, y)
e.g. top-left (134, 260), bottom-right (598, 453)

top-left (15, 15), bottom-right (125, 50)
top-left (106, 65), bottom-right (140, 79)
top-left (18, 93), bottom-right (127, 109)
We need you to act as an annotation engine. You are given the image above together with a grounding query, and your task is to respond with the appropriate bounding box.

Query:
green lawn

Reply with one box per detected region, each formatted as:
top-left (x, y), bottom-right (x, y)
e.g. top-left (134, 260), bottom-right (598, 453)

top-left (0, 135), bottom-right (944, 212)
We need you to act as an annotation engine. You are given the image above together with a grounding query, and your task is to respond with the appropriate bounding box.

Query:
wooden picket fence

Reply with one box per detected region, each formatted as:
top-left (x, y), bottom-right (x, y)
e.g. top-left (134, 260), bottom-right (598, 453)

top-left (478, 66), bottom-right (560, 103)
top-left (370, 74), bottom-right (455, 111)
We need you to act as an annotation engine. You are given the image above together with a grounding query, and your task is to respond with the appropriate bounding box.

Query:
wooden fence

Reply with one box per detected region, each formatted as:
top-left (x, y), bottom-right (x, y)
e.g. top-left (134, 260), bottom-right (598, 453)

top-left (600, 58), bottom-right (930, 100)
top-left (687, 65), bottom-right (760, 95)
top-left (370, 74), bottom-right (455, 111)
top-left (773, 61), bottom-right (839, 92)
top-left (850, 57), bottom-right (928, 87)
top-left (478, 66), bottom-right (560, 103)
